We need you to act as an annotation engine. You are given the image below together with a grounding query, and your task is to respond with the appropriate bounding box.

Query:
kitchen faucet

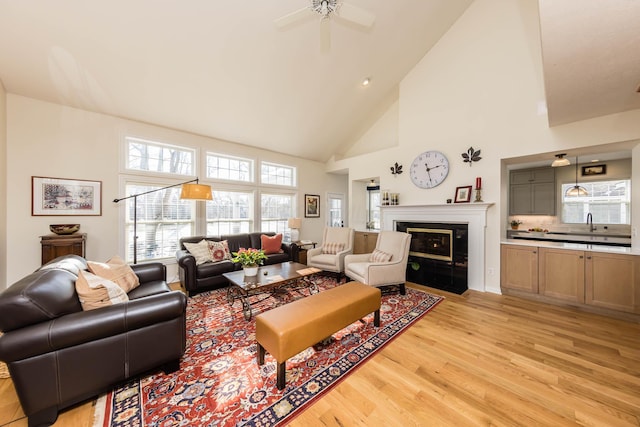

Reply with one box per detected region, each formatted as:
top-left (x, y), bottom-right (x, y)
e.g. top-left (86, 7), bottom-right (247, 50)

top-left (586, 212), bottom-right (596, 232)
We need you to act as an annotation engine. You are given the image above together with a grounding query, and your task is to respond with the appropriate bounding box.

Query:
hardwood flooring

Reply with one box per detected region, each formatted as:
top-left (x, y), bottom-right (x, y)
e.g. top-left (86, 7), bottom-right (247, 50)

top-left (1, 284), bottom-right (639, 426)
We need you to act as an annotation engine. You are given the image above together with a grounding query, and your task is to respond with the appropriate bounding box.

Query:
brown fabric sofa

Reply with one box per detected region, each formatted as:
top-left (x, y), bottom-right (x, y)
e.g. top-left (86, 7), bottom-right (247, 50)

top-left (0, 255), bottom-right (187, 427)
top-left (176, 232), bottom-right (298, 296)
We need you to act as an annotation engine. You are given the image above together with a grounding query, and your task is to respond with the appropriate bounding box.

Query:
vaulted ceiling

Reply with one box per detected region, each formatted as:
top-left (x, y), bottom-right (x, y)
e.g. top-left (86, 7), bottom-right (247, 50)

top-left (1, 1), bottom-right (638, 162)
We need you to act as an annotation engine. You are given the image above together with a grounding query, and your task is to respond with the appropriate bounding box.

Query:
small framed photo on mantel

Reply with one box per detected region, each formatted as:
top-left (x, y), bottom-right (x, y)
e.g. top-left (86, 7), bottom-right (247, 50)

top-left (454, 186), bottom-right (472, 203)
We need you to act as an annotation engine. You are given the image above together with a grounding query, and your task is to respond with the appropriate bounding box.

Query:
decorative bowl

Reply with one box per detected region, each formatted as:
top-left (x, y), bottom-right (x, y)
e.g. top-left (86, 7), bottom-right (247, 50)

top-left (50, 224), bottom-right (80, 235)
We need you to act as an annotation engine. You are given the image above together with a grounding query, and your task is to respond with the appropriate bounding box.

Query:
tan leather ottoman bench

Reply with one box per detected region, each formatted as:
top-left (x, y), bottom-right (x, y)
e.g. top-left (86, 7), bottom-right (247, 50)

top-left (256, 281), bottom-right (381, 390)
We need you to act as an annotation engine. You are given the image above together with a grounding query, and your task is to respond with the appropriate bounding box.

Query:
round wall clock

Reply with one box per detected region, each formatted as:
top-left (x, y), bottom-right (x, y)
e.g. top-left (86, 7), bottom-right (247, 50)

top-left (410, 151), bottom-right (450, 189)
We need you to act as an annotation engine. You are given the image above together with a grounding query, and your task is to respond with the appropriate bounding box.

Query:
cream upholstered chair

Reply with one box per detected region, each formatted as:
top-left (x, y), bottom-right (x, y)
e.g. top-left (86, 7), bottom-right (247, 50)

top-left (306, 227), bottom-right (354, 274)
top-left (344, 231), bottom-right (411, 294)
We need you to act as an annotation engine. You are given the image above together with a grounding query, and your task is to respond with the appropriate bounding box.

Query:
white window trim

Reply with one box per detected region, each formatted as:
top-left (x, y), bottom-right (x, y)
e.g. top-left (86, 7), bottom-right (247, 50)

top-left (205, 151), bottom-right (255, 183)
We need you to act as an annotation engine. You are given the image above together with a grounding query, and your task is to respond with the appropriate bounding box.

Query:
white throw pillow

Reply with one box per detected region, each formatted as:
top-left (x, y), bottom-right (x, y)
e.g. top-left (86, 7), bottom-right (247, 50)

top-left (184, 240), bottom-right (214, 265)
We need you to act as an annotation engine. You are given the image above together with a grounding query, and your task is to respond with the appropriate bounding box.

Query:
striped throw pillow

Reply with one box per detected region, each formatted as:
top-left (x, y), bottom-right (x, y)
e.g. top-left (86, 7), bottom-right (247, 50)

top-left (322, 242), bottom-right (345, 255)
top-left (369, 249), bottom-right (392, 263)
top-left (184, 240), bottom-right (214, 265)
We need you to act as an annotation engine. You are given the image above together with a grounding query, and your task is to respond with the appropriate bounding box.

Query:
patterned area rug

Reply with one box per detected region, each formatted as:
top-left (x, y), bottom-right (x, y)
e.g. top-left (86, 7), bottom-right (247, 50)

top-left (93, 277), bottom-right (443, 427)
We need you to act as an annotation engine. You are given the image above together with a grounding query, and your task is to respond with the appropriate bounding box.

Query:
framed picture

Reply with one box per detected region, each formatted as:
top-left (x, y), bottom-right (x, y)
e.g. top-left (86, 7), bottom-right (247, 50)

top-left (582, 164), bottom-right (606, 176)
top-left (454, 185), bottom-right (472, 203)
top-left (304, 194), bottom-right (320, 218)
top-left (32, 176), bottom-right (102, 216)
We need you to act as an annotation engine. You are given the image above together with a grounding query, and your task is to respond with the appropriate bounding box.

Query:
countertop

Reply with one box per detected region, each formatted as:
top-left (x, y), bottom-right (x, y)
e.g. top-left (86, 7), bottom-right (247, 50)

top-left (510, 231), bottom-right (631, 246)
top-left (502, 238), bottom-right (640, 255)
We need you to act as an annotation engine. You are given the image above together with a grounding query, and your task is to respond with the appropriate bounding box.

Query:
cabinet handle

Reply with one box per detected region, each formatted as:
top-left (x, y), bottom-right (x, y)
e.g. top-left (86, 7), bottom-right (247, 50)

top-left (587, 256), bottom-right (592, 259)
top-left (533, 251), bottom-right (537, 254)
top-left (579, 255), bottom-right (583, 259)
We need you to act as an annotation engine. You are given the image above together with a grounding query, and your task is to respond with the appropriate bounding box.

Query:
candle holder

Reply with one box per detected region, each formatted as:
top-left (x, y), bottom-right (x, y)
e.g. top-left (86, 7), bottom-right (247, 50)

top-left (474, 188), bottom-right (483, 203)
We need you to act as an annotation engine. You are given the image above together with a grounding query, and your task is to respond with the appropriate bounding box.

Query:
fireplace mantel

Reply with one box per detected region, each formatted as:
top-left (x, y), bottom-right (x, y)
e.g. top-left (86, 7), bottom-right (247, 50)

top-left (381, 203), bottom-right (494, 292)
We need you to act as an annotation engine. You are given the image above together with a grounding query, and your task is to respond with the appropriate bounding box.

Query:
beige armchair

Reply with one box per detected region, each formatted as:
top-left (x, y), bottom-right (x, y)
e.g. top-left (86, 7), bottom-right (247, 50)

top-left (344, 231), bottom-right (411, 294)
top-left (306, 227), bottom-right (354, 274)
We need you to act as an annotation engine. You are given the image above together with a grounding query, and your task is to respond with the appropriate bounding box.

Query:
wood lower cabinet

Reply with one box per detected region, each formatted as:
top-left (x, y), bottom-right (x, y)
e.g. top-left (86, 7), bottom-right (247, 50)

top-left (353, 231), bottom-right (378, 254)
top-left (41, 233), bottom-right (86, 265)
top-left (501, 244), bottom-right (538, 293)
top-left (538, 247), bottom-right (585, 303)
top-left (501, 244), bottom-right (640, 315)
top-left (585, 252), bottom-right (640, 313)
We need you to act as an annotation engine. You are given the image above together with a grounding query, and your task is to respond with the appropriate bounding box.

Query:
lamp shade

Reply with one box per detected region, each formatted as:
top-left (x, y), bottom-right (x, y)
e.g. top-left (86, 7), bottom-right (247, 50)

top-left (288, 218), bottom-right (302, 229)
top-left (180, 183), bottom-right (213, 200)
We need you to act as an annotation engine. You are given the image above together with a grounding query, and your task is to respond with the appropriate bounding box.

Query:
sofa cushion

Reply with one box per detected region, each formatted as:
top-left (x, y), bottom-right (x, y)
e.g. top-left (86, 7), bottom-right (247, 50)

top-left (183, 240), bottom-right (214, 265)
top-left (208, 240), bottom-right (232, 262)
top-left (196, 260), bottom-right (235, 278)
top-left (87, 255), bottom-right (140, 292)
top-left (0, 269), bottom-right (83, 332)
top-left (261, 234), bottom-right (283, 254)
top-left (369, 249), bottom-right (392, 263)
top-left (75, 271), bottom-right (129, 311)
top-left (322, 242), bottom-right (345, 255)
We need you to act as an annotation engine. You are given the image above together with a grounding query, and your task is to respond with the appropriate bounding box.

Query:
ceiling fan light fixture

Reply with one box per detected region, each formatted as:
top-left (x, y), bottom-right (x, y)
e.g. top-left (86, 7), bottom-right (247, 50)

top-left (551, 153), bottom-right (570, 167)
top-left (361, 77), bottom-right (371, 86)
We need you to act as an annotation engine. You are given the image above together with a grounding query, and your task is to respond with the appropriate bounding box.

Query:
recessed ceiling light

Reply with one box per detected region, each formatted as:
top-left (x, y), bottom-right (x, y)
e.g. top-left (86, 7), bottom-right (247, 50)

top-left (361, 77), bottom-right (371, 87)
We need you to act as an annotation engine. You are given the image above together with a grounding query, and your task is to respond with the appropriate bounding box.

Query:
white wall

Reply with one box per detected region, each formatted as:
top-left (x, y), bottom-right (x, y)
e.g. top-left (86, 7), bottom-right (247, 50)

top-left (5, 95), bottom-right (346, 286)
top-left (327, 0), bottom-right (640, 293)
top-left (0, 81), bottom-right (7, 289)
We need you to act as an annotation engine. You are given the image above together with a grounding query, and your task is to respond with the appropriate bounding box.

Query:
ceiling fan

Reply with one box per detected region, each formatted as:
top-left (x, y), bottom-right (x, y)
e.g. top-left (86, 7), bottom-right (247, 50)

top-left (274, 0), bottom-right (376, 52)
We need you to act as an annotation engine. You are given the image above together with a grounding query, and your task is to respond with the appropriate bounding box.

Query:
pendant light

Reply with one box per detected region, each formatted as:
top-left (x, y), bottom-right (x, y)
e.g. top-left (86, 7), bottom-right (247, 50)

top-left (565, 156), bottom-right (588, 197)
top-left (551, 153), bottom-right (570, 167)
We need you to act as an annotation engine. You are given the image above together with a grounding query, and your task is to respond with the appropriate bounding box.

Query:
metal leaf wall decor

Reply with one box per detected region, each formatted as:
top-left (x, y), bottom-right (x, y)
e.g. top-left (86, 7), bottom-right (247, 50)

top-left (462, 147), bottom-right (481, 166)
top-left (390, 162), bottom-right (403, 175)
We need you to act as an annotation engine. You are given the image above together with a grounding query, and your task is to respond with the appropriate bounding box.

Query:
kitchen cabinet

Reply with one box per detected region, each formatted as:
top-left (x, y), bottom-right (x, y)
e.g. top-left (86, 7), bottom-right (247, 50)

top-left (538, 247), bottom-right (585, 303)
top-left (353, 231), bottom-right (378, 254)
top-left (500, 244), bottom-right (538, 293)
top-left (585, 252), bottom-right (640, 314)
top-left (501, 243), bottom-right (640, 315)
top-left (509, 167), bottom-right (555, 215)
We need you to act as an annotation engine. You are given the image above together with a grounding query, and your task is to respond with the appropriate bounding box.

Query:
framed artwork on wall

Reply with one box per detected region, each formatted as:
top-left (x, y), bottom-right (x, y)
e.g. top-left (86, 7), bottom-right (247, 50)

top-left (32, 176), bottom-right (102, 216)
top-left (454, 185), bottom-right (472, 203)
top-left (304, 194), bottom-right (320, 218)
top-left (582, 164), bottom-right (606, 176)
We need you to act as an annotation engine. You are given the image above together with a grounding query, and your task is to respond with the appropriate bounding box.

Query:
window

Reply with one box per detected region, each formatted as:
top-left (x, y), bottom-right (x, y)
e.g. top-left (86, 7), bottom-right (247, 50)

top-left (123, 182), bottom-right (195, 263)
top-left (561, 180), bottom-right (631, 224)
top-left (126, 137), bottom-right (194, 176)
top-left (261, 161), bottom-right (296, 187)
top-left (206, 190), bottom-right (253, 235)
top-left (261, 193), bottom-right (294, 233)
top-left (206, 153), bottom-right (253, 182)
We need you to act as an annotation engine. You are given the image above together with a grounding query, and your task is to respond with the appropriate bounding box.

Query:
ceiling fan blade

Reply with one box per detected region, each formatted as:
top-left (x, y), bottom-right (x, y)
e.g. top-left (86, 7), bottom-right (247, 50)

top-left (320, 18), bottom-right (331, 52)
top-left (274, 7), bottom-right (313, 29)
top-left (336, 2), bottom-right (375, 28)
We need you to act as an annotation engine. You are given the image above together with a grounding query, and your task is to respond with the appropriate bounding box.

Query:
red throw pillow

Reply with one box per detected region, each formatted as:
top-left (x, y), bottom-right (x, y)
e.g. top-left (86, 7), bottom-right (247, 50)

top-left (261, 234), bottom-right (283, 255)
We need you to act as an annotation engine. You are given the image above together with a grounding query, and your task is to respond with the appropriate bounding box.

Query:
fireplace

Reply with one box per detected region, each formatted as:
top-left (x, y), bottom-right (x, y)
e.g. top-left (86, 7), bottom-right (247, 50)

top-left (381, 203), bottom-right (493, 293)
top-left (397, 222), bottom-right (468, 294)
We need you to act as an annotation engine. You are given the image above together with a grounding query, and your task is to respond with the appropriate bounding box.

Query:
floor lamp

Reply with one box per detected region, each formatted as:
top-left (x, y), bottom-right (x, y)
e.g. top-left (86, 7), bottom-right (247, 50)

top-left (113, 178), bottom-right (213, 264)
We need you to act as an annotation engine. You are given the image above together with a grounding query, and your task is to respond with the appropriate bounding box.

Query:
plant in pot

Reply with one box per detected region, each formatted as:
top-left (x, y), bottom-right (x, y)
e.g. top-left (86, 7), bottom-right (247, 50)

top-left (231, 248), bottom-right (267, 276)
top-left (510, 220), bottom-right (523, 230)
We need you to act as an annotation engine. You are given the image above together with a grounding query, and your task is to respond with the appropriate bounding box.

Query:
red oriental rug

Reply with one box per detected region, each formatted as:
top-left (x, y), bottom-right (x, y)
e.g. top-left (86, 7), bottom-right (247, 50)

top-left (93, 277), bottom-right (443, 427)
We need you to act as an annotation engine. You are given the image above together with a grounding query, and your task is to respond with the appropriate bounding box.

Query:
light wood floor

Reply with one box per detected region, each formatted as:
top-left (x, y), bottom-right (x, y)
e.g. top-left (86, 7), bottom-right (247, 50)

top-left (2, 284), bottom-right (639, 427)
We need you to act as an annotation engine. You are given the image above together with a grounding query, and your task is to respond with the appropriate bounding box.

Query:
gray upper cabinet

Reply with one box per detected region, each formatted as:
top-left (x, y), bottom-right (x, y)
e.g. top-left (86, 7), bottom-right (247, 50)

top-left (509, 167), bottom-right (555, 215)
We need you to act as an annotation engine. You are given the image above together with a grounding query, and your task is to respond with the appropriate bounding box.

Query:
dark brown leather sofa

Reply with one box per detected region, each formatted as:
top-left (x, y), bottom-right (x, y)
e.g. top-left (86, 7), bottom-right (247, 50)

top-left (0, 255), bottom-right (187, 427)
top-left (176, 232), bottom-right (298, 296)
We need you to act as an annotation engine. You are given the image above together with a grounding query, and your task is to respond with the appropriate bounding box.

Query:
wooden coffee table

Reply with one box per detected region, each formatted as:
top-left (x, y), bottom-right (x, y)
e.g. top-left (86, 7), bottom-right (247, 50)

top-left (223, 261), bottom-right (322, 320)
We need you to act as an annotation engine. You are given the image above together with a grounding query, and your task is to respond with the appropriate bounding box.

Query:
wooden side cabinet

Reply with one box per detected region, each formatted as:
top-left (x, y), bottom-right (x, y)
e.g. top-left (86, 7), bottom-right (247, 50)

top-left (585, 252), bottom-right (640, 314)
top-left (500, 244), bottom-right (539, 293)
top-left (41, 233), bottom-right (86, 265)
top-left (538, 247), bottom-right (585, 303)
top-left (353, 231), bottom-right (378, 254)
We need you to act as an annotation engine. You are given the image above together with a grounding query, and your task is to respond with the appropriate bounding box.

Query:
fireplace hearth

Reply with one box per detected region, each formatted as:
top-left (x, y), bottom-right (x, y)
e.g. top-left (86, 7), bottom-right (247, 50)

top-left (397, 222), bottom-right (468, 294)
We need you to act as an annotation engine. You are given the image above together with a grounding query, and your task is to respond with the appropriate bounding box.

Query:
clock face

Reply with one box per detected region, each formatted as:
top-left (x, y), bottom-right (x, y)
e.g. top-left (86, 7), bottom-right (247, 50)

top-left (410, 151), bottom-right (450, 189)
